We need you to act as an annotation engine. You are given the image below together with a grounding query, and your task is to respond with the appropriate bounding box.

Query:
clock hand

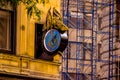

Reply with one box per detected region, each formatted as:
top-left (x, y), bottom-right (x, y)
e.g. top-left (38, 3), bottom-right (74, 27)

top-left (51, 34), bottom-right (57, 45)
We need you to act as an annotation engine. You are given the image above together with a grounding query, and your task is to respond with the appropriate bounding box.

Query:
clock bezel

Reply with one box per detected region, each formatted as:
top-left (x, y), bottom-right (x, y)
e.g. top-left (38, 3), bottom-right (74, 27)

top-left (43, 29), bottom-right (61, 53)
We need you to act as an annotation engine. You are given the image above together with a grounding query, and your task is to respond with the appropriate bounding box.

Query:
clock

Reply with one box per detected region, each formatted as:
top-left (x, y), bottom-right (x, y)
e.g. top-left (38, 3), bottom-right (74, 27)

top-left (43, 29), bottom-right (68, 55)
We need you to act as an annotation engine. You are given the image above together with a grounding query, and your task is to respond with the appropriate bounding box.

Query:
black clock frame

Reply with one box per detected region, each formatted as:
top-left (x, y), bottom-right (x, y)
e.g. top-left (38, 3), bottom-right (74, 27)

top-left (42, 29), bottom-right (68, 55)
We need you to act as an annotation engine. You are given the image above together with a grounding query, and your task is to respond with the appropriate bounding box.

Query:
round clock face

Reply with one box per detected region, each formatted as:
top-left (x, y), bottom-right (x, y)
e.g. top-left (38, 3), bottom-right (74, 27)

top-left (44, 29), bottom-right (61, 53)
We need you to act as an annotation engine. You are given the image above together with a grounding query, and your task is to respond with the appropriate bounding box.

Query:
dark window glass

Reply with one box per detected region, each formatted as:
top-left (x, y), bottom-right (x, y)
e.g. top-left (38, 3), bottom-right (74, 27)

top-left (35, 24), bottom-right (43, 58)
top-left (98, 44), bottom-right (101, 60)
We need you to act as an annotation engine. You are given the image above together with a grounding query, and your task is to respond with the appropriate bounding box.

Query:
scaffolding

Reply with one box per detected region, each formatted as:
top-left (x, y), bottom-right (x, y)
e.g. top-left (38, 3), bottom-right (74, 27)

top-left (61, 0), bottom-right (118, 80)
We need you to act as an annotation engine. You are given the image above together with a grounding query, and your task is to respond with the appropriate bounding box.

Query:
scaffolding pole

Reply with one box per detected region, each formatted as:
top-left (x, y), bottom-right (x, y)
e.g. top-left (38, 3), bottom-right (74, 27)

top-left (108, 0), bottom-right (114, 80)
top-left (91, 0), bottom-right (98, 79)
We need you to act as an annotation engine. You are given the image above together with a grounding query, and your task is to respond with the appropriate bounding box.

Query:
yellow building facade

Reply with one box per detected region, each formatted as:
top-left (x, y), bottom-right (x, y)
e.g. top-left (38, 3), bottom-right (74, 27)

top-left (0, 0), bottom-right (61, 80)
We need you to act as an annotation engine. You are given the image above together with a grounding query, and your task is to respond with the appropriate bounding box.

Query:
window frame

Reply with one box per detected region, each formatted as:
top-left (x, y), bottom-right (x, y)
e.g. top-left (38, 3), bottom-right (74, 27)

top-left (0, 8), bottom-right (16, 54)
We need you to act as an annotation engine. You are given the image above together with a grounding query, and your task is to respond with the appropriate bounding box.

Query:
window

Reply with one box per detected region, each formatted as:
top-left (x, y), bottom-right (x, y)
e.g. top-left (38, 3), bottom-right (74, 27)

top-left (63, 42), bottom-right (74, 59)
top-left (98, 44), bottom-right (101, 60)
top-left (83, 43), bottom-right (92, 60)
top-left (0, 8), bottom-right (16, 53)
top-left (116, 0), bottom-right (120, 4)
top-left (35, 24), bottom-right (43, 58)
top-left (98, 15), bottom-right (102, 30)
top-left (62, 73), bottom-right (87, 80)
top-left (83, 43), bottom-right (87, 60)
top-left (118, 17), bottom-right (120, 40)
top-left (115, 3), bottom-right (120, 41)
top-left (115, 14), bottom-right (120, 41)
top-left (68, 42), bottom-right (77, 59)
top-left (116, 61), bottom-right (120, 80)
